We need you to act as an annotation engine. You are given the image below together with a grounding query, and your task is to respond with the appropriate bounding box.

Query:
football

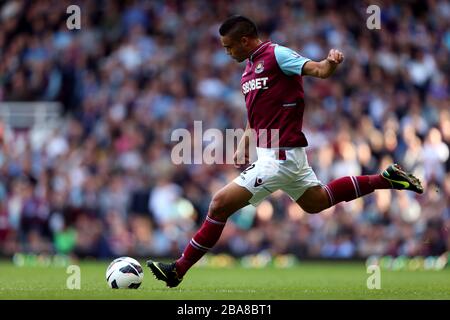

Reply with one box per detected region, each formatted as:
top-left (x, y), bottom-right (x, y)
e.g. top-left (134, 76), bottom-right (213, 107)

top-left (106, 257), bottom-right (144, 289)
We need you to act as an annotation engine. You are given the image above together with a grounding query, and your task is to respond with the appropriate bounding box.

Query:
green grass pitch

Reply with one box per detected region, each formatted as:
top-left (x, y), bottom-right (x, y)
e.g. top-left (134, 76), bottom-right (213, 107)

top-left (0, 260), bottom-right (449, 300)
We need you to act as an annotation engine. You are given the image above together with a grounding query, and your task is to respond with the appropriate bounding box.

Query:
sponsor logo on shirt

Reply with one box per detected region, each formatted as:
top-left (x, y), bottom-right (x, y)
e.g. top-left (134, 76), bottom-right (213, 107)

top-left (242, 77), bottom-right (269, 95)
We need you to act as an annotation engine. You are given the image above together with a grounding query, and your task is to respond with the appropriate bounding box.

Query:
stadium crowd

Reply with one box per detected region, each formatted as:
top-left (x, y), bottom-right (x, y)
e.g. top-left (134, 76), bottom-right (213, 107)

top-left (0, 0), bottom-right (449, 261)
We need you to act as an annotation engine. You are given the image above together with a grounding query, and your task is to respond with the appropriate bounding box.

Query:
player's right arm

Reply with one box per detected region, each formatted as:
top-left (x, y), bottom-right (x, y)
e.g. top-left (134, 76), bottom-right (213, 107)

top-left (274, 45), bottom-right (344, 79)
top-left (302, 49), bottom-right (344, 78)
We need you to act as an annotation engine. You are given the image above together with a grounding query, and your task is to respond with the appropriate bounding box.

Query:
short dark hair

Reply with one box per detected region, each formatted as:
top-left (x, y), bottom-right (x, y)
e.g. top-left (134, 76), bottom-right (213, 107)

top-left (219, 15), bottom-right (258, 39)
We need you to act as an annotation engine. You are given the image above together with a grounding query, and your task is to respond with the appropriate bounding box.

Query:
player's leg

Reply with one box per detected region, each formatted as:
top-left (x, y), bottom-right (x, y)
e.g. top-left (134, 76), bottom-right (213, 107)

top-left (147, 182), bottom-right (252, 287)
top-left (297, 164), bottom-right (424, 213)
top-left (147, 152), bottom-right (282, 287)
top-left (295, 185), bottom-right (330, 213)
top-left (172, 182), bottom-right (252, 276)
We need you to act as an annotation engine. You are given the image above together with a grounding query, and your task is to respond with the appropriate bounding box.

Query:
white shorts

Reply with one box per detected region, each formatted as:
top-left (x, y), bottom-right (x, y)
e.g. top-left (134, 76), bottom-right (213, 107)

top-left (233, 147), bottom-right (322, 206)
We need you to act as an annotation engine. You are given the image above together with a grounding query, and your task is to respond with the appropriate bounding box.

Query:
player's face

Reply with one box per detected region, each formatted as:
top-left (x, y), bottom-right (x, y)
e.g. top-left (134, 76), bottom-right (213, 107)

top-left (221, 35), bottom-right (249, 63)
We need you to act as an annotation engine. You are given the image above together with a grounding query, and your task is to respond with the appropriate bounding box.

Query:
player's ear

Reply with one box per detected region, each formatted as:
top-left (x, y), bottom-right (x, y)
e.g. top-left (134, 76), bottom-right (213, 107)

top-left (240, 36), bottom-right (249, 47)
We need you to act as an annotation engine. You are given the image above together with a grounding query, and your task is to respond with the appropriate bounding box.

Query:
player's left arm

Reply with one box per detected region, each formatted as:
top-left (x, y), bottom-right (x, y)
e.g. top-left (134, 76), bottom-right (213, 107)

top-left (302, 49), bottom-right (344, 79)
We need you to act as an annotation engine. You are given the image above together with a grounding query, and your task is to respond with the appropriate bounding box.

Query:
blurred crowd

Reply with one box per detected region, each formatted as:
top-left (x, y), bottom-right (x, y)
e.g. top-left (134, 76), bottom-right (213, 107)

top-left (0, 0), bottom-right (449, 261)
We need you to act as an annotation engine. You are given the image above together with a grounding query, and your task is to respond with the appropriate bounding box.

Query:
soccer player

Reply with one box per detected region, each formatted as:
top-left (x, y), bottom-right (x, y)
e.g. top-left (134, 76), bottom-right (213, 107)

top-left (147, 15), bottom-right (423, 287)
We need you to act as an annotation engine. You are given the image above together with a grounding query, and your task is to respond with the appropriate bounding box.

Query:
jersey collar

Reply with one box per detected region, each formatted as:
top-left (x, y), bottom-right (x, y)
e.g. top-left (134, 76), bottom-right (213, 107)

top-left (248, 40), bottom-right (271, 63)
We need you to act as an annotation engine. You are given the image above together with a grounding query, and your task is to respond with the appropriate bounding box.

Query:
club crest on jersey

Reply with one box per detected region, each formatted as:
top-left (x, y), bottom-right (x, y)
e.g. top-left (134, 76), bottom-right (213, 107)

top-left (254, 60), bottom-right (264, 74)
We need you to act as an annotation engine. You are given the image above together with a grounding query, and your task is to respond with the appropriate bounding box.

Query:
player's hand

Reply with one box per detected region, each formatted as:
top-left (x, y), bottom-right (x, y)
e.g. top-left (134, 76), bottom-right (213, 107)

top-left (326, 49), bottom-right (344, 65)
top-left (233, 149), bottom-right (249, 168)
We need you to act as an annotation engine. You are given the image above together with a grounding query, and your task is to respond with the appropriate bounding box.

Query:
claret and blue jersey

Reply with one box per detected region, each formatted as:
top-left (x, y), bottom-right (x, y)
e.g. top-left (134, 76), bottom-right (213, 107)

top-left (240, 41), bottom-right (311, 148)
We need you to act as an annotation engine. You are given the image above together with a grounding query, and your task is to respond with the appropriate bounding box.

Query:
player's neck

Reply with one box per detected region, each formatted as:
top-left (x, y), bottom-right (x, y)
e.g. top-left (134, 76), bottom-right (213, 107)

top-left (247, 38), bottom-right (264, 58)
top-left (250, 39), bottom-right (263, 50)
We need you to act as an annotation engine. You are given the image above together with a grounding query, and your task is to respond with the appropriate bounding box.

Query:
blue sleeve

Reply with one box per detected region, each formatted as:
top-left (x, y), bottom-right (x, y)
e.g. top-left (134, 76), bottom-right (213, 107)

top-left (274, 45), bottom-right (311, 76)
